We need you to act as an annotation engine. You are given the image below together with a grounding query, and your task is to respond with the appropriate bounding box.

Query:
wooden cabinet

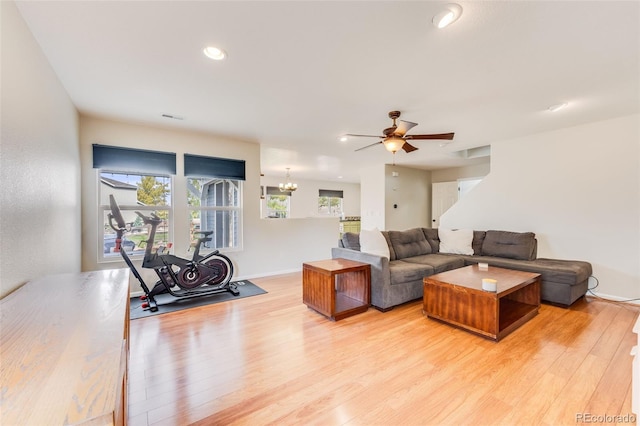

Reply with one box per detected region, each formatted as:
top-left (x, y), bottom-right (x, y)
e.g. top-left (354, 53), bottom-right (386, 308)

top-left (303, 258), bottom-right (370, 321)
top-left (0, 269), bottom-right (130, 425)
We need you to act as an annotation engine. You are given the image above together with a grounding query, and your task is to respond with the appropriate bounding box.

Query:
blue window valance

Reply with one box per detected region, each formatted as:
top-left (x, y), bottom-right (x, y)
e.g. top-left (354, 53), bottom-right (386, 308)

top-left (184, 154), bottom-right (246, 181)
top-left (92, 144), bottom-right (176, 175)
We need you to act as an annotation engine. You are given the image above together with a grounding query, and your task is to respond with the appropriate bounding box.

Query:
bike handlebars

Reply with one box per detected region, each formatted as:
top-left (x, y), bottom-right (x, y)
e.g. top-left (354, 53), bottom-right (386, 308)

top-left (135, 211), bottom-right (163, 225)
top-left (194, 230), bottom-right (213, 237)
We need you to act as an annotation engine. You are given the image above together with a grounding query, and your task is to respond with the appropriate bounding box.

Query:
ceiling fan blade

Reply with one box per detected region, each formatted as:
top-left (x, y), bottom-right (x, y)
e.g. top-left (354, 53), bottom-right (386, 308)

top-left (395, 120), bottom-right (418, 136)
top-left (355, 141), bottom-right (382, 151)
top-left (345, 133), bottom-right (384, 138)
top-left (405, 132), bottom-right (455, 140)
top-left (402, 142), bottom-right (419, 153)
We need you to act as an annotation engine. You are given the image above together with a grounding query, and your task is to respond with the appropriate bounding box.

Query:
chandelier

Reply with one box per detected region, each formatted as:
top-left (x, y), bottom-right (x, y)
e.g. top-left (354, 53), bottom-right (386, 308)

top-left (279, 168), bottom-right (298, 192)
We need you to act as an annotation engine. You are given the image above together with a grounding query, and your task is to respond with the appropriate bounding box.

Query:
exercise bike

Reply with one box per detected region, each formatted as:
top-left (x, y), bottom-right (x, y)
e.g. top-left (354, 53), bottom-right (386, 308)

top-left (108, 194), bottom-right (239, 312)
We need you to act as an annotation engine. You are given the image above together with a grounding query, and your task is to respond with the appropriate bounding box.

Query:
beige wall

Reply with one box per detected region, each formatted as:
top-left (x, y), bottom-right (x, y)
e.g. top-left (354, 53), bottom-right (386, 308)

top-left (442, 114), bottom-right (640, 300)
top-left (79, 115), bottom-right (340, 293)
top-left (385, 165), bottom-right (431, 231)
top-left (1, 2), bottom-right (81, 298)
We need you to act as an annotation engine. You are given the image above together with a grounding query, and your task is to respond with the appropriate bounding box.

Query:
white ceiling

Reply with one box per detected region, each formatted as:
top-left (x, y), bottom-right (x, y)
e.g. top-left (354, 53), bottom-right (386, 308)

top-left (15, 1), bottom-right (640, 183)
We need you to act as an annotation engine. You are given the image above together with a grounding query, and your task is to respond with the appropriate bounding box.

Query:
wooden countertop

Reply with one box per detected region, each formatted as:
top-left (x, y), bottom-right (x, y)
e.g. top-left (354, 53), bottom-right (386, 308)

top-left (1, 268), bottom-right (130, 425)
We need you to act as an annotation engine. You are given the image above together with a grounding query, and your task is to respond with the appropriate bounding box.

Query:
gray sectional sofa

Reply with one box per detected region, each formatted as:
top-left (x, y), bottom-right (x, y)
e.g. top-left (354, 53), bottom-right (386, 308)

top-left (331, 228), bottom-right (592, 311)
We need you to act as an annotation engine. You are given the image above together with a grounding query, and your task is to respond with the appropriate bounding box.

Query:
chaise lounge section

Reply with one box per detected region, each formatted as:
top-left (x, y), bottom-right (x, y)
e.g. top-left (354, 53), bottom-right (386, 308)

top-left (331, 228), bottom-right (592, 311)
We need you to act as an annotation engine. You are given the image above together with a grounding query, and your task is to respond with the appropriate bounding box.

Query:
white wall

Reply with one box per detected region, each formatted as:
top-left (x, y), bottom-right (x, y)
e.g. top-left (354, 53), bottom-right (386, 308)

top-left (360, 164), bottom-right (386, 230)
top-left (80, 116), bottom-right (340, 293)
top-left (385, 165), bottom-right (431, 231)
top-left (259, 175), bottom-right (360, 218)
top-left (442, 114), bottom-right (640, 300)
top-left (1, 2), bottom-right (81, 298)
top-left (431, 159), bottom-right (490, 183)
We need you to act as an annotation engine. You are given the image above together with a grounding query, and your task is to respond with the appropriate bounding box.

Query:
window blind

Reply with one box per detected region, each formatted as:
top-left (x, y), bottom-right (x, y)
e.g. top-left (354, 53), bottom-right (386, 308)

top-left (92, 144), bottom-right (176, 175)
top-left (184, 154), bottom-right (246, 180)
top-left (266, 186), bottom-right (292, 196)
top-left (319, 189), bottom-right (344, 198)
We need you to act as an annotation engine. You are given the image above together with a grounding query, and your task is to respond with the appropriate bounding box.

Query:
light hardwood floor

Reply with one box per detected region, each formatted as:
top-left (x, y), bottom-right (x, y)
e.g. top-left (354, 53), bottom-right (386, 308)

top-left (128, 272), bottom-right (639, 426)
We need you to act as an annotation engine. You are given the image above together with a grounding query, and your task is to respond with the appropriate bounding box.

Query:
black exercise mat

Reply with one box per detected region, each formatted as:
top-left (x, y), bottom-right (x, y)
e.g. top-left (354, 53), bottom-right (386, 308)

top-left (130, 280), bottom-right (267, 319)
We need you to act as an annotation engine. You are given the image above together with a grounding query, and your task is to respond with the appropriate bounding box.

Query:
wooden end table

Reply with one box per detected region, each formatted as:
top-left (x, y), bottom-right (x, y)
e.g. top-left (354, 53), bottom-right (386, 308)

top-left (423, 265), bottom-right (541, 341)
top-left (303, 258), bottom-right (371, 321)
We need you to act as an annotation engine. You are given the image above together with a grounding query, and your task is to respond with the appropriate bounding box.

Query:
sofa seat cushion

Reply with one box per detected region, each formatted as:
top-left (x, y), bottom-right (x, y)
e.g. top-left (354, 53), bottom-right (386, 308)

top-left (529, 258), bottom-right (593, 285)
top-left (389, 260), bottom-right (435, 285)
top-left (388, 228), bottom-right (432, 260)
top-left (402, 254), bottom-right (465, 274)
top-left (466, 256), bottom-right (592, 285)
top-left (482, 230), bottom-right (537, 260)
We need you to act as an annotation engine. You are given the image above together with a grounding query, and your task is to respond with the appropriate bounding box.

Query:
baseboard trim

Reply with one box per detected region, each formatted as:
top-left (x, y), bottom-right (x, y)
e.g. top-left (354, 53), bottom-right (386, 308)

top-left (587, 290), bottom-right (640, 306)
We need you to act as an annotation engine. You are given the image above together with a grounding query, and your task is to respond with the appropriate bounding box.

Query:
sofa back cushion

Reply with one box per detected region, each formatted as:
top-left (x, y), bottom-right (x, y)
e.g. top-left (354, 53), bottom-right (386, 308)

top-left (388, 228), bottom-right (432, 260)
top-left (481, 230), bottom-right (537, 260)
top-left (422, 228), bottom-right (440, 252)
top-left (472, 231), bottom-right (487, 255)
top-left (341, 232), bottom-right (360, 251)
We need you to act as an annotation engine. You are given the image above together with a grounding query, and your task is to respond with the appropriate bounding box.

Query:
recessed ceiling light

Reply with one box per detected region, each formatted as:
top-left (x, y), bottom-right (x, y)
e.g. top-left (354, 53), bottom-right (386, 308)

top-left (548, 102), bottom-right (569, 112)
top-left (203, 46), bottom-right (227, 61)
top-left (340, 136), bottom-right (348, 142)
top-left (432, 4), bottom-right (463, 29)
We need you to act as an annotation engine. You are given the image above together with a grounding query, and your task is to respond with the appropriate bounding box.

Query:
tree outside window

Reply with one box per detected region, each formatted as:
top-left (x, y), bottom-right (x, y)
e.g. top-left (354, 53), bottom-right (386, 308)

top-left (262, 186), bottom-right (291, 218)
top-left (266, 194), bottom-right (290, 218)
top-left (99, 171), bottom-right (172, 261)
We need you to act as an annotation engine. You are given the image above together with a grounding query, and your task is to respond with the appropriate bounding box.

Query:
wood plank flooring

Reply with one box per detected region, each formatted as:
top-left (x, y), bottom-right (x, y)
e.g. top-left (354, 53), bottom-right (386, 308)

top-left (127, 272), bottom-right (639, 426)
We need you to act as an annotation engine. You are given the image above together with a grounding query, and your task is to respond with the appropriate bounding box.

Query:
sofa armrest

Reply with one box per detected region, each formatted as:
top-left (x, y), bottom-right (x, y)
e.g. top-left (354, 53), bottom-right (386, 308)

top-left (331, 247), bottom-right (390, 308)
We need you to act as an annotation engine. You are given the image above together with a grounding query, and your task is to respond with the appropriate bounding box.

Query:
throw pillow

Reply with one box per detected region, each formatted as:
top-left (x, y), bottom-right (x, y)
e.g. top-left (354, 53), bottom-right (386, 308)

top-left (359, 228), bottom-right (390, 259)
top-left (438, 228), bottom-right (474, 255)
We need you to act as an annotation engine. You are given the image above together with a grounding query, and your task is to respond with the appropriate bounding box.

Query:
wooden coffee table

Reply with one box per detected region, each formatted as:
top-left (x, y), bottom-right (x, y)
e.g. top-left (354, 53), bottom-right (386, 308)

top-left (423, 265), bottom-right (540, 341)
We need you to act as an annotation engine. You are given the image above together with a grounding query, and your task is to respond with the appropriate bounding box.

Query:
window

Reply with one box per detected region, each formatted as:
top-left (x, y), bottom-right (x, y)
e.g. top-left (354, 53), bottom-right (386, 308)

top-left (318, 189), bottom-right (343, 215)
top-left (99, 171), bottom-right (172, 261)
top-left (263, 186), bottom-right (291, 218)
top-left (184, 153), bottom-right (245, 251)
top-left (93, 144), bottom-right (176, 262)
top-left (187, 178), bottom-right (242, 250)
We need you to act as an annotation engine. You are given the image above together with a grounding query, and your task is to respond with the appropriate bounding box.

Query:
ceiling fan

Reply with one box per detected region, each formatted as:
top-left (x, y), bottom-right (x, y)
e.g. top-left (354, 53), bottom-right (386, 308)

top-left (347, 111), bottom-right (455, 154)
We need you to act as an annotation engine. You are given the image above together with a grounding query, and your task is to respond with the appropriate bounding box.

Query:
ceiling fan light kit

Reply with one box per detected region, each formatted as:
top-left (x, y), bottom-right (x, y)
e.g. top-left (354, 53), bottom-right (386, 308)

top-left (432, 4), bottom-right (463, 29)
top-left (383, 136), bottom-right (405, 153)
